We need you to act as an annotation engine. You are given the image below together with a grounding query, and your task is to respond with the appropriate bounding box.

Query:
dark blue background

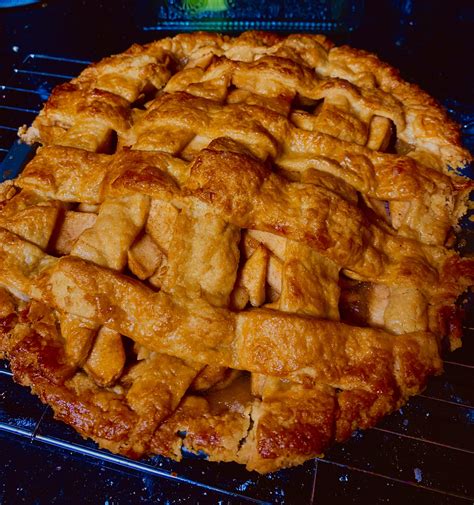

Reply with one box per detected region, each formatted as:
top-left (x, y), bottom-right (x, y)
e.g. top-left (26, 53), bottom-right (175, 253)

top-left (0, 1), bottom-right (473, 503)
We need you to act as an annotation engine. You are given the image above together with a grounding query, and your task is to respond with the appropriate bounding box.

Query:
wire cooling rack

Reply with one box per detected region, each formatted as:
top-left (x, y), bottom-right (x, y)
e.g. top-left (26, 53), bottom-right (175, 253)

top-left (0, 53), bottom-right (473, 505)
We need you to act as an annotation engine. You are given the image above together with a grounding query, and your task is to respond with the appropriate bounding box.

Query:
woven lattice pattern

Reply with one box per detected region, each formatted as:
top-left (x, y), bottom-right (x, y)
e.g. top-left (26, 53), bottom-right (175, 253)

top-left (0, 31), bottom-right (472, 473)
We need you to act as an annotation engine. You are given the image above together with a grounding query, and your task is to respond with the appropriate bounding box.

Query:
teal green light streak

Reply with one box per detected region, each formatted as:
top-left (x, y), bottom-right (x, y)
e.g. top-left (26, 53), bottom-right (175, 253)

top-left (182, 0), bottom-right (228, 14)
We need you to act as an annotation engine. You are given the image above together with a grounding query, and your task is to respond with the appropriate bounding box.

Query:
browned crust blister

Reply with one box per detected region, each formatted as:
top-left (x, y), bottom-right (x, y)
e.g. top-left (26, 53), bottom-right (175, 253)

top-left (0, 31), bottom-right (473, 473)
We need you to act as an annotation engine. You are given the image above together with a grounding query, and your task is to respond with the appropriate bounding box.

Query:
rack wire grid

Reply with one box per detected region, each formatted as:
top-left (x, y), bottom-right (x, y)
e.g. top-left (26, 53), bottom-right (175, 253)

top-left (0, 53), bottom-right (473, 505)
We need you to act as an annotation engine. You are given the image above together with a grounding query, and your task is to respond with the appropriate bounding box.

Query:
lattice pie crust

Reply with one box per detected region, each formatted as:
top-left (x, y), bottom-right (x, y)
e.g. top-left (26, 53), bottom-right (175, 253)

top-left (0, 32), bottom-right (472, 473)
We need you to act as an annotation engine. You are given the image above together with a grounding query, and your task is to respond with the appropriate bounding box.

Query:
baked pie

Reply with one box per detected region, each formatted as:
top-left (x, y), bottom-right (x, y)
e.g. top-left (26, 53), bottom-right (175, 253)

top-left (0, 31), bottom-right (472, 473)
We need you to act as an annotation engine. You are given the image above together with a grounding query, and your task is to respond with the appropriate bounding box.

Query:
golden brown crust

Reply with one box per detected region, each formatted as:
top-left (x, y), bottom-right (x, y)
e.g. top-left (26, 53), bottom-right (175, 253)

top-left (1, 31), bottom-right (471, 473)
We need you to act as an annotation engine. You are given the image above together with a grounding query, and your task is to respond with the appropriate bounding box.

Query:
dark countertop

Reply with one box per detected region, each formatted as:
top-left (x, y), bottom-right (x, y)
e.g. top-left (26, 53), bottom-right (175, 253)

top-left (0, 1), bottom-right (473, 504)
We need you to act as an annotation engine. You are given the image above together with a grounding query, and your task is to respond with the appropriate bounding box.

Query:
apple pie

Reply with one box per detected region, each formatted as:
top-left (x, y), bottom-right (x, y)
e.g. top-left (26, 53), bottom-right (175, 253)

top-left (0, 31), bottom-right (472, 473)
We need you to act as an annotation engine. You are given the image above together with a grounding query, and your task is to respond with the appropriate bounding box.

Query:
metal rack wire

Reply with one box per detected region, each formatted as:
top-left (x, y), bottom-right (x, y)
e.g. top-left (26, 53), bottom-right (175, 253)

top-left (0, 53), bottom-right (473, 504)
